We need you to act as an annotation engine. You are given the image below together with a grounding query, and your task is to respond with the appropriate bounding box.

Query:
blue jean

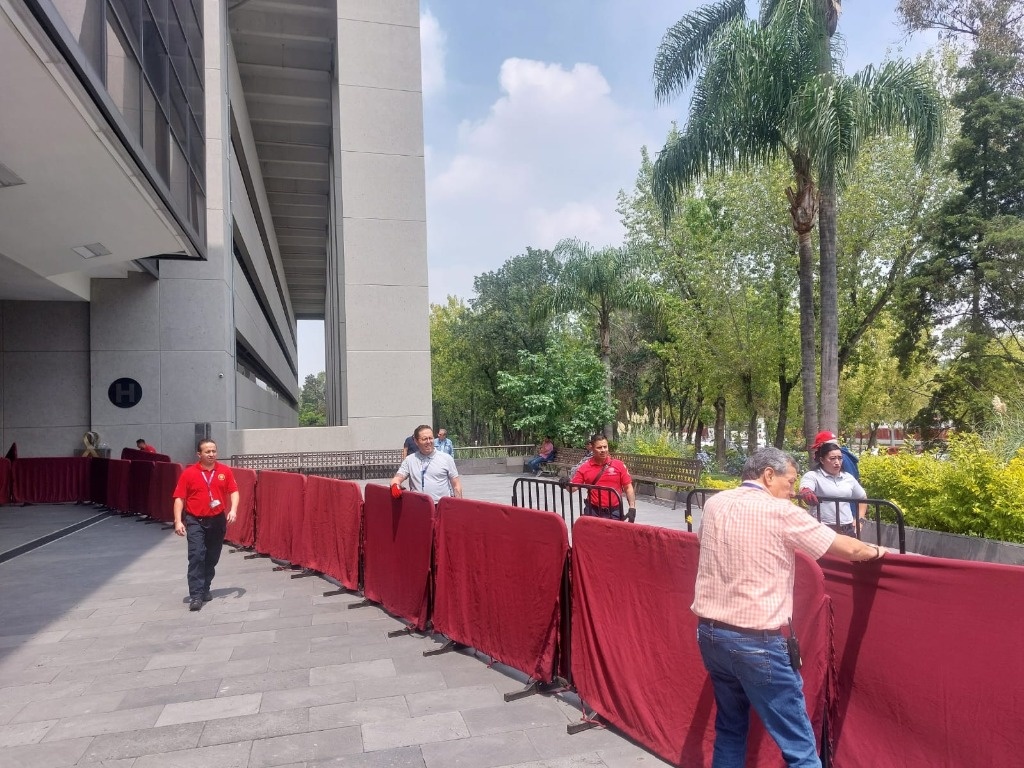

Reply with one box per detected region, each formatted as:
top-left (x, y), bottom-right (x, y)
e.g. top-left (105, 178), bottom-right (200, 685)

top-left (697, 623), bottom-right (821, 768)
top-left (185, 513), bottom-right (226, 598)
top-left (525, 455), bottom-right (549, 473)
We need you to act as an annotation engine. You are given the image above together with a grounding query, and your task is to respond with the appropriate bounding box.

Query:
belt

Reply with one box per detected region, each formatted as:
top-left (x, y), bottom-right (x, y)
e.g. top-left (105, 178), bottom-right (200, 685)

top-left (698, 618), bottom-right (783, 637)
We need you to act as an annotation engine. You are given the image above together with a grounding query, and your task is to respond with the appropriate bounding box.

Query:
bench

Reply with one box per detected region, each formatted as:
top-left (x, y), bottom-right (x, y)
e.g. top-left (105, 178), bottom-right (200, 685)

top-left (538, 447), bottom-right (588, 477)
top-left (626, 454), bottom-right (704, 508)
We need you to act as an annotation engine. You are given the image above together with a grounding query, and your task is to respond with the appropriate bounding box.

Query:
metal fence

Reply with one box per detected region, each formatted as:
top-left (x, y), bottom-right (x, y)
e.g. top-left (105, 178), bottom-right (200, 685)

top-left (228, 449), bottom-right (403, 480)
top-left (510, 477), bottom-right (627, 526)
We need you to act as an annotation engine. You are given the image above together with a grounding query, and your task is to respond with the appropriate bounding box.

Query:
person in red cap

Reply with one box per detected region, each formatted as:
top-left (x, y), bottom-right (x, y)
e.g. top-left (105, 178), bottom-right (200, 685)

top-left (810, 430), bottom-right (859, 480)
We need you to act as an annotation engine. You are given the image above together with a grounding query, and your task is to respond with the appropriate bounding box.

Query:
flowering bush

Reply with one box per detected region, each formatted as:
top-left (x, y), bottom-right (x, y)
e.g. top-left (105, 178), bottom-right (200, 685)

top-left (860, 432), bottom-right (1024, 543)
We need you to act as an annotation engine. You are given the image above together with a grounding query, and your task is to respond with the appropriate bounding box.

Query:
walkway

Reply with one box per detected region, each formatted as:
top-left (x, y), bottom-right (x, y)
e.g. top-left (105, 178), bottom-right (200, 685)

top-left (0, 475), bottom-right (677, 768)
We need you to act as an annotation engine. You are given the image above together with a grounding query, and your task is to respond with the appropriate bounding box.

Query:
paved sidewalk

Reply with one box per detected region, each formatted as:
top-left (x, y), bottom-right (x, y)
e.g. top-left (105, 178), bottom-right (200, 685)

top-left (0, 476), bottom-right (677, 768)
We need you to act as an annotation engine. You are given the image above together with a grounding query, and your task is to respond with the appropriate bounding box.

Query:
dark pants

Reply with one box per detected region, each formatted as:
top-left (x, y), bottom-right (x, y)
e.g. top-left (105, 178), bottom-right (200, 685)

top-left (583, 502), bottom-right (623, 521)
top-left (185, 512), bottom-right (227, 598)
top-left (830, 522), bottom-right (858, 538)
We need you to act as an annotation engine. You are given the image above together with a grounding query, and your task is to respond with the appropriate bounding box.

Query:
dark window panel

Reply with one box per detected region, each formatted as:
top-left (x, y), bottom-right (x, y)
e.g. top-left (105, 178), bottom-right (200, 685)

top-left (170, 136), bottom-right (188, 210)
top-left (188, 113), bottom-right (204, 180)
top-left (52, 0), bottom-right (104, 77)
top-left (168, 9), bottom-right (188, 87)
top-left (188, 57), bottom-right (204, 129)
top-left (108, 0), bottom-right (140, 47)
top-left (147, 0), bottom-right (169, 42)
top-left (105, 16), bottom-right (142, 140)
top-left (142, 3), bottom-right (168, 111)
top-left (190, 173), bottom-right (206, 240)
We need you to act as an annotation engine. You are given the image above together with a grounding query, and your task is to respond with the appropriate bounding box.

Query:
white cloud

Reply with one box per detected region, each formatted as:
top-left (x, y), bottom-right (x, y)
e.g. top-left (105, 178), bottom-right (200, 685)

top-left (420, 8), bottom-right (446, 98)
top-left (426, 58), bottom-right (652, 303)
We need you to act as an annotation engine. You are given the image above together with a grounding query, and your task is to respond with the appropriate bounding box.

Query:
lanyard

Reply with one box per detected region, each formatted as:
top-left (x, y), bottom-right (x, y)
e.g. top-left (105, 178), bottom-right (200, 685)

top-left (201, 468), bottom-right (216, 501)
top-left (418, 455), bottom-right (433, 490)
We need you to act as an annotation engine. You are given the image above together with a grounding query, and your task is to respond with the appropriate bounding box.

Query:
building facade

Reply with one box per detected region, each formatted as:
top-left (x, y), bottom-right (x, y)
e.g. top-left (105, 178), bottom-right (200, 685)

top-left (0, 0), bottom-right (431, 462)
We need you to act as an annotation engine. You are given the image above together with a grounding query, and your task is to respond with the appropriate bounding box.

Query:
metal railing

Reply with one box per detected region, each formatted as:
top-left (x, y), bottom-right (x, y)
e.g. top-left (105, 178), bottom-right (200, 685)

top-left (228, 449), bottom-right (402, 480)
top-left (454, 444), bottom-right (534, 459)
top-left (511, 477), bottom-right (627, 526)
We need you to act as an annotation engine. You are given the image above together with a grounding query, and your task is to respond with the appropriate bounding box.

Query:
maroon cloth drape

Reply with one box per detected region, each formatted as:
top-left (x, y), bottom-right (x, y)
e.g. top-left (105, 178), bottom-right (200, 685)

top-left (433, 498), bottom-right (568, 682)
top-left (570, 519), bottom-right (830, 768)
top-left (362, 484), bottom-right (435, 630)
top-left (0, 457), bottom-right (11, 504)
top-left (89, 458), bottom-right (109, 504)
top-left (821, 553), bottom-right (1024, 768)
top-left (120, 447), bottom-right (170, 463)
top-left (148, 463), bottom-right (182, 523)
top-left (226, 468), bottom-right (257, 548)
top-left (303, 476), bottom-right (362, 590)
top-left (11, 457), bottom-right (92, 503)
top-left (106, 459), bottom-right (131, 513)
top-left (128, 461), bottom-right (154, 516)
top-left (253, 470), bottom-right (306, 563)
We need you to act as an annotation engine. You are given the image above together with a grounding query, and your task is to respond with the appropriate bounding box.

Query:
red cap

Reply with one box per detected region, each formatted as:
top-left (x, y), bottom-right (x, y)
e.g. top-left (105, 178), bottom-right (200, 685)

top-left (812, 430), bottom-right (837, 450)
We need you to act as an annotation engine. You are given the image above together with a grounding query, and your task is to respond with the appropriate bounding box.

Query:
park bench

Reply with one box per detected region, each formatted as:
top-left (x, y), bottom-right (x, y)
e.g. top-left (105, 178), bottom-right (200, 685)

top-left (538, 447), bottom-right (588, 477)
top-left (625, 454), bottom-right (704, 508)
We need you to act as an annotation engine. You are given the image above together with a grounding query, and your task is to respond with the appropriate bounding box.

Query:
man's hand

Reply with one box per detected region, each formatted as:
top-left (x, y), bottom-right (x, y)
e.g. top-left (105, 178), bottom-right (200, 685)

top-left (174, 520), bottom-right (186, 537)
top-left (626, 507), bottom-right (637, 523)
top-left (226, 510), bottom-right (237, 525)
top-left (796, 488), bottom-right (819, 507)
top-left (390, 483), bottom-right (403, 499)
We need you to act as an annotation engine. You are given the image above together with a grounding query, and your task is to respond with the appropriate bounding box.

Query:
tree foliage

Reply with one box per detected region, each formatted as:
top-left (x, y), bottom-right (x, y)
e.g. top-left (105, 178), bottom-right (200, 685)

top-left (299, 372), bottom-right (326, 426)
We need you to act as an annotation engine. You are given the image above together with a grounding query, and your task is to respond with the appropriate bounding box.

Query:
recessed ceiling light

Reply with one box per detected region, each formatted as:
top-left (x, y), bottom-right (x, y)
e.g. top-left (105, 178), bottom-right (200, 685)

top-left (0, 162), bottom-right (25, 188)
top-left (72, 243), bottom-right (112, 259)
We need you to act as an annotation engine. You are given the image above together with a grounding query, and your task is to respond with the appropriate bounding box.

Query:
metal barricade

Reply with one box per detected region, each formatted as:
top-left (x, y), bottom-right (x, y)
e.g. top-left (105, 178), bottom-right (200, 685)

top-left (511, 477), bottom-right (625, 525)
top-left (814, 496), bottom-right (907, 553)
top-left (684, 487), bottom-right (723, 532)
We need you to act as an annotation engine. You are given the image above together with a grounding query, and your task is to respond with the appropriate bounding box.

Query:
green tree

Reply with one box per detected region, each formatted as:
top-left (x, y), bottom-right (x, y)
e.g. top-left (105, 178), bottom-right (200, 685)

top-left (537, 238), bottom-right (662, 436)
top-left (652, 0), bottom-right (944, 446)
top-left (496, 337), bottom-right (616, 446)
top-left (299, 372), bottom-right (326, 426)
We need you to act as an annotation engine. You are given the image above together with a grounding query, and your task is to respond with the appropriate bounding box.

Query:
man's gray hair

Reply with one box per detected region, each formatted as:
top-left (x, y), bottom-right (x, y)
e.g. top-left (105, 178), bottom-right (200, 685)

top-left (741, 446), bottom-right (798, 480)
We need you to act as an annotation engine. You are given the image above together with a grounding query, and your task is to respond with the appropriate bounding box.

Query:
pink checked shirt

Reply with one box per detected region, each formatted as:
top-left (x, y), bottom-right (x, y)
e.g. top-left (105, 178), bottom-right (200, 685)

top-left (692, 484), bottom-right (836, 630)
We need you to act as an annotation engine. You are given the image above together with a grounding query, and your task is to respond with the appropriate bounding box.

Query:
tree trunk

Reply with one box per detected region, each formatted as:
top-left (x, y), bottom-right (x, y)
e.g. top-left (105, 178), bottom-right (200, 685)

top-left (786, 157), bottom-right (819, 452)
top-left (776, 373), bottom-right (794, 447)
top-left (747, 411), bottom-right (758, 455)
top-left (600, 317), bottom-right (614, 438)
top-left (695, 418), bottom-right (704, 454)
top-left (818, 175), bottom-right (840, 434)
top-left (714, 395), bottom-right (727, 468)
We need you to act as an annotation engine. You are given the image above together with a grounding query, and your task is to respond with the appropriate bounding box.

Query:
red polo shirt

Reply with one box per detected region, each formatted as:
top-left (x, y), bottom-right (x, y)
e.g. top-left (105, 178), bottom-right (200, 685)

top-left (172, 462), bottom-right (238, 517)
top-left (572, 457), bottom-right (632, 507)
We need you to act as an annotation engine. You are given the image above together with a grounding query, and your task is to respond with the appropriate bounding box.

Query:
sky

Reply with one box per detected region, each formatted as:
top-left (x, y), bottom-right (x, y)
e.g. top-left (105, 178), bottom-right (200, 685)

top-left (298, 0), bottom-right (940, 381)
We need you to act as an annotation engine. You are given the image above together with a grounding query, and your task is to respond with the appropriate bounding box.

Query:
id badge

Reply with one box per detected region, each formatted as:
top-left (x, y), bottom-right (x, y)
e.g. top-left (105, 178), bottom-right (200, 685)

top-left (209, 499), bottom-right (221, 510)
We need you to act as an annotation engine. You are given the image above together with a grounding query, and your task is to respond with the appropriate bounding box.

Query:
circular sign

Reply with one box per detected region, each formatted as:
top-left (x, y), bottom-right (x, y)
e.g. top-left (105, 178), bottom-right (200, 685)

top-left (108, 378), bottom-right (142, 408)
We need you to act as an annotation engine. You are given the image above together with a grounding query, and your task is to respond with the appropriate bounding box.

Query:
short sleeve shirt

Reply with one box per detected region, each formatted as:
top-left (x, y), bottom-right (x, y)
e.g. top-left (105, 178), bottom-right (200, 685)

top-left (799, 468), bottom-right (867, 525)
top-left (173, 462), bottom-right (238, 517)
top-left (692, 484), bottom-right (836, 629)
top-left (572, 458), bottom-right (632, 507)
top-left (397, 451), bottom-right (459, 503)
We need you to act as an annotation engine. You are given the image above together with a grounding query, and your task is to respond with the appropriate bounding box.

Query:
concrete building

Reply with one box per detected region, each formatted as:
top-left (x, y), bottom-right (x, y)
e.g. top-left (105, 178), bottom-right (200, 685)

top-left (0, 0), bottom-right (431, 462)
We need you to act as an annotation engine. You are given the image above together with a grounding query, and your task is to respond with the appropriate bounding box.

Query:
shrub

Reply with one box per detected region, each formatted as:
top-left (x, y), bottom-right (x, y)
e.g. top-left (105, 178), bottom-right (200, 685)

top-left (615, 426), bottom-right (688, 457)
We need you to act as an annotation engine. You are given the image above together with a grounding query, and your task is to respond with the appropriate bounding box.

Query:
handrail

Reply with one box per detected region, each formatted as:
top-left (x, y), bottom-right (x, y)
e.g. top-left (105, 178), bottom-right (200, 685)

top-left (813, 495), bottom-right (907, 554)
top-left (511, 477), bottom-right (626, 526)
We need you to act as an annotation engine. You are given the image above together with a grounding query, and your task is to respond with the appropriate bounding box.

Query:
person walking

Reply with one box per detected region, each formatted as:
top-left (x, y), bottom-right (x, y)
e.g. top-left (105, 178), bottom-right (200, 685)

top-left (434, 428), bottom-right (454, 456)
top-left (693, 447), bottom-right (885, 767)
top-left (391, 425), bottom-right (463, 503)
top-left (570, 434), bottom-right (636, 521)
top-left (172, 439), bottom-right (238, 611)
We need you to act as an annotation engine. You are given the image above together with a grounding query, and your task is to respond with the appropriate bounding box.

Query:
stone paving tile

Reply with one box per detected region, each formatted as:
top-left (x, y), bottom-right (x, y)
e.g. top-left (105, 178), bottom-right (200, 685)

top-left (420, 730), bottom-right (542, 768)
top-left (462, 699), bottom-right (572, 737)
top-left (250, 726), bottom-right (363, 768)
top-left (231, 640), bottom-right (312, 662)
top-left (198, 707), bottom-right (310, 747)
top-left (132, 740), bottom-right (252, 768)
top-left (268, 649), bottom-right (354, 673)
top-left (0, 698), bottom-right (26, 725)
top-left (63, 622), bottom-right (146, 641)
top-left (177, 656), bottom-right (270, 684)
top-left (90, 667), bottom-right (185, 693)
top-left (0, 629), bottom-right (69, 648)
top-left (144, 647), bottom-right (234, 671)
top-left (442, 663), bottom-right (531, 695)
top-left (308, 695), bottom-right (410, 730)
top-left (13, 690), bottom-right (126, 723)
top-left (0, 664), bottom-right (64, 686)
top-left (525, 724), bottom-right (651, 761)
top-left (155, 692), bottom-right (263, 727)
top-left (406, 684), bottom-right (504, 717)
top-left (276, 624), bottom-right (351, 643)
top-left (117, 678), bottom-right (223, 710)
top-left (241, 615), bottom-right (314, 633)
top-left (597, 745), bottom-right (675, 767)
top-left (3, 734), bottom-right (92, 768)
top-left (114, 638), bottom-right (203, 660)
top-left (166, 621), bottom-right (247, 640)
top-left (43, 704), bottom-right (164, 742)
top-left (259, 681), bottom-right (356, 713)
top-left (0, 679), bottom-right (92, 706)
top-left (196, 630), bottom-right (279, 652)
top-left (53, 655), bottom-right (150, 683)
top-left (500, 754), bottom-right (608, 768)
top-left (353, 670), bottom-right (446, 701)
top-left (361, 711), bottom-right (469, 752)
top-left (79, 722), bottom-right (205, 763)
top-left (217, 668), bottom-right (310, 697)
top-left (0, 717), bottom-right (58, 746)
top-left (309, 659), bottom-right (396, 686)
top-left (306, 745), bottom-right (424, 767)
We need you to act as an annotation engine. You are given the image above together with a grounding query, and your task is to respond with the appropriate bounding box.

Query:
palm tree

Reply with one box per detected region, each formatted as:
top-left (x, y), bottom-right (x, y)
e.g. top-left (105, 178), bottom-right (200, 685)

top-left (652, 0), bottom-right (943, 443)
top-left (537, 238), bottom-right (663, 437)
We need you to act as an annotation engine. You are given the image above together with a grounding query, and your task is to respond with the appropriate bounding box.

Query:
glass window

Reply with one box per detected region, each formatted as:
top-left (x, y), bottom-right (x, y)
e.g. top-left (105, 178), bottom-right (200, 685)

top-left (147, 0), bottom-right (169, 41)
top-left (170, 137), bottom-right (188, 210)
top-left (142, 80), bottom-right (170, 181)
top-left (169, 74), bottom-right (187, 144)
top-left (52, 0), bottom-right (104, 77)
top-left (188, 113), bottom-right (204, 178)
top-left (142, 3), bottom-right (168, 110)
top-left (167, 10), bottom-right (188, 89)
top-left (190, 173), bottom-right (206, 240)
top-left (188, 57), bottom-right (204, 128)
top-left (105, 17), bottom-right (141, 140)
top-left (108, 0), bottom-right (140, 47)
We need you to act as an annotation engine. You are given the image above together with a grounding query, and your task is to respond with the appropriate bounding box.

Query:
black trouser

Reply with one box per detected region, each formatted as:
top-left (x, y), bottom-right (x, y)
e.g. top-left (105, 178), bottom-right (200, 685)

top-left (830, 522), bottom-right (858, 538)
top-left (185, 512), bottom-right (227, 598)
top-left (583, 502), bottom-right (623, 521)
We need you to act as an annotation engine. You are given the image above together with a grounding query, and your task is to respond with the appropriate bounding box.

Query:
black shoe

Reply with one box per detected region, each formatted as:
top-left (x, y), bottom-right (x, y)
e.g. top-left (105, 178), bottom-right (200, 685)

top-left (202, 591), bottom-right (212, 602)
top-left (189, 598), bottom-right (203, 611)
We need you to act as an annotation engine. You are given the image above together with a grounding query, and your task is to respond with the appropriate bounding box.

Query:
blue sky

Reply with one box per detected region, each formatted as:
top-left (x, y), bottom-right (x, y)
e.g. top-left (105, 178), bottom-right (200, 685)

top-left (298, 1), bottom-right (939, 380)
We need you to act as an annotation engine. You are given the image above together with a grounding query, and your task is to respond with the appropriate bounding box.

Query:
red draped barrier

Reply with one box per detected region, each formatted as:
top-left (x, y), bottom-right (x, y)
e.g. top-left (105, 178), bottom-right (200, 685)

top-left (433, 498), bottom-right (568, 682)
top-left (226, 467), bottom-right (257, 548)
top-left (362, 484), bottom-right (435, 630)
top-left (253, 470), bottom-right (306, 564)
top-left (303, 476), bottom-right (362, 589)
top-left (821, 554), bottom-right (1024, 768)
top-left (148, 463), bottom-right (182, 523)
top-left (120, 447), bottom-right (171, 463)
top-left (570, 519), bottom-right (830, 768)
top-left (11, 457), bottom-right (92, 503)
top-left (105, 459), bottom-right (131, 513)
top-left (0, 457), bottom-right (11, 504)
top-left (89, 457), bottom-right (109, 504)
top-left (127, 461), bottom-right (154, 516)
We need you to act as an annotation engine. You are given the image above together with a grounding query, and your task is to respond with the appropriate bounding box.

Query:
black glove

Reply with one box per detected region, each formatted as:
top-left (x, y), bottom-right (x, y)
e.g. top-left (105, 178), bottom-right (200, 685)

top-left (626, 507), bottom-right (637, 523)
top-left (557, 476), bottom-right (569, 488)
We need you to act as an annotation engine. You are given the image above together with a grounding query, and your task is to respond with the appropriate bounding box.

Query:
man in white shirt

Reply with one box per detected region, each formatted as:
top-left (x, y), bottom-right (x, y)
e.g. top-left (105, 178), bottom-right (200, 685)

top-left (390, 425), bottom-right (463, 503)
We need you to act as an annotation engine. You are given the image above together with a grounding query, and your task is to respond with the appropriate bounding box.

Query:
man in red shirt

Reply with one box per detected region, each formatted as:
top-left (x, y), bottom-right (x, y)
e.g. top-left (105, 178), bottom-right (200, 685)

top-left (570, 434), bottom-right (637, 522)
top-left (136, 438), bottom-right (157, 453)
top-left (172, 439), bottom-right (238, 611)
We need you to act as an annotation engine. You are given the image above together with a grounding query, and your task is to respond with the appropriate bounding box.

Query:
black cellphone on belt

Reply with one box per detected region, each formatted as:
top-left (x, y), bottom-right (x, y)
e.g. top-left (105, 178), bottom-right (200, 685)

top-left (786, 618), bottom-right (802, 670)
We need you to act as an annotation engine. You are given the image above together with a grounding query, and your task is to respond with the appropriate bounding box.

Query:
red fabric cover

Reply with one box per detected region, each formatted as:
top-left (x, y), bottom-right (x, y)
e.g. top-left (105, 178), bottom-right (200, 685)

top-left (89, 458), bottom-right (109, 504)
top-left (433, 498), bottom-right (568, 682)
top-left (148, 462), bottom-right (182, 523)
top-left (570, 518), bottom-right (830, 768)
top-left (120, 447), bottom-right (171, 463)
top-left (253, 470), bottom-right (307, 564)
top-left (303, 476), bottom-right (362, 590)
top-left (11, 457), bottom-right (92, 503)
top-left (362, 484), bottom-right (435, 630)
top-left (821, 553), bottom-right (1024, 768)
top-left (106, 459), bottom-right (131, 513)
top-left (128, 461), bottom-right (154, 515)
top-left (0, 457), bottom-right (11, 504)
top-left (226, 467), bottom-right (257, 548)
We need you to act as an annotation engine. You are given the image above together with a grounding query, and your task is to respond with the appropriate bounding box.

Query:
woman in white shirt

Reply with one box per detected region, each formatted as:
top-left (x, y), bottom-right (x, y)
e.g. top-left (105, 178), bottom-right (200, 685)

top-left (799, 441), bottom-right (867, 537)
